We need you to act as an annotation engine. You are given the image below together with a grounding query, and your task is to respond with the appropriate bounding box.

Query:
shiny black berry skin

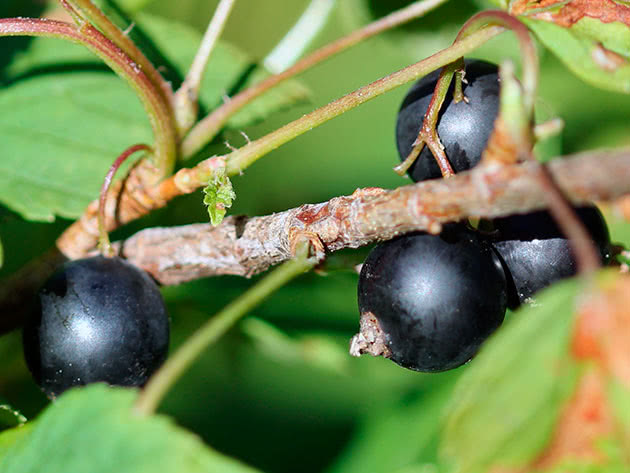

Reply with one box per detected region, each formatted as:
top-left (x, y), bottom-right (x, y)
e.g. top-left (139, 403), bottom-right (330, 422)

top-left (396, 60), bottom-right (500, 182)
top-left (357, 226), bottom-right (507, 372)
top-left (491, 206), bottom-right (611, 308)
top-left (23, 256), bottom-right (169, 399)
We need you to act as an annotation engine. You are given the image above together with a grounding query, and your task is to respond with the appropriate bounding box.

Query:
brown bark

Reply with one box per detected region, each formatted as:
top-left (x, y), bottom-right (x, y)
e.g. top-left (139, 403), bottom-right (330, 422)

top-left (2, 148), bottom-right (630, 334)
top-left (120, 149), bottom-right (630, 285)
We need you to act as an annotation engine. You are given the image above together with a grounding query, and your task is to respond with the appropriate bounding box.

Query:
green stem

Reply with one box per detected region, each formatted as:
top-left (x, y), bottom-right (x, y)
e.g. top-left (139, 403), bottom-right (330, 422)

top-left (174, 0), bottom-right (236, 135)
top-left (178, 25), bottom-right (502, 185)
top-left (263, 0), bottom-right (337, 74)
top-left (63, 0), bottom-right (175, 106)
top-left (0, 17), bottom-right (177, 177)
top-left (180, 0), bottom-right (451, 159)
top-left (134, 242), bottom-right (319, 416)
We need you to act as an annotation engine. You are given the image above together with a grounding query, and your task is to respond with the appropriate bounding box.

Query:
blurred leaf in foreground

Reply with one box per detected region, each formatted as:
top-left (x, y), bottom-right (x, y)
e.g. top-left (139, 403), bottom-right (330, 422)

top-left (513, 1), bottom-right (630, 94)
top-left (442, 270), bottom-right (630, 473)
top-left (327, 374), bottom-right (459, 473)
top-left (0, 384), bottom-right (262, 473)
top-left (241, 317), bottom-right (350, 374)
top-left (0, 425), bottom-right (30, 460)
top-left (441, 277), bottom-right (581, 473)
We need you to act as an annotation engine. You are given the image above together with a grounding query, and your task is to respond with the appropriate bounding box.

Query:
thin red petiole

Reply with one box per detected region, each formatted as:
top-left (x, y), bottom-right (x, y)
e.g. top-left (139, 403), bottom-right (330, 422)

top-left (98, 144), bottom-right (153, 257)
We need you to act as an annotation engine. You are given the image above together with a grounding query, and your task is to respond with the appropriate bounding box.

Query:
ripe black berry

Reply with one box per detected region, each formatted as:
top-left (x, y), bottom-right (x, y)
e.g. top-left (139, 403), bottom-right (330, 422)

top-left (352, 226), bottom-right (507, 372)
top-left (490, 206), bottom-right (611, 308)
top-left (396, 60), bottom-right (500, 182)
top-left (23, 256), bottom-right (169, 399)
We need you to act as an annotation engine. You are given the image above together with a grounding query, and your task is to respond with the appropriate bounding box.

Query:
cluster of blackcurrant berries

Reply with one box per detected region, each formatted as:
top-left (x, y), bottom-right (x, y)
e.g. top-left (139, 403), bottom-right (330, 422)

top-left (22, 256), bottom-right (169, 399)
top-left (351, 60), bottom-right (611, 373)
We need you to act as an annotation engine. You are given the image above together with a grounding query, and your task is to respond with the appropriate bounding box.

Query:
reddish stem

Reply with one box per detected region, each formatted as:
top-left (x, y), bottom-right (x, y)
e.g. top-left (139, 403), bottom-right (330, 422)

top-left (0, 17), bottom-right (177, 176)
top-left (457, 10), bottom-right (601, 274)
top-left (98, 144), bottom-right (152, 257)
top-left (457, 10), bottom-right (538, 115)
top-left (393, 59), bottom-right (463, 177)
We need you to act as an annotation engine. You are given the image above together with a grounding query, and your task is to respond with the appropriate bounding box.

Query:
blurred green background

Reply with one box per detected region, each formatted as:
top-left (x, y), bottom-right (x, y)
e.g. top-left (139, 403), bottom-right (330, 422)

top-left (1, 1), bottom-right (630, 472)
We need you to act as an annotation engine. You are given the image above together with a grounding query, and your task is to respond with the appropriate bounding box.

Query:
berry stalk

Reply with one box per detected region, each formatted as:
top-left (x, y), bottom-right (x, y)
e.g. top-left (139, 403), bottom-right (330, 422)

top-left (393, 59), bottom-right (465, 177)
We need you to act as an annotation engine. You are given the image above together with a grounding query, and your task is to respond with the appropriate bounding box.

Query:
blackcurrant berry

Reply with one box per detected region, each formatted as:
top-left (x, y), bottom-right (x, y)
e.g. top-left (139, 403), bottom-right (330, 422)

top-left (396, 60), bottom-right (500, 182)
top-left (352, 225), bottom-right (507, 372)
top-left (23, 256), bottom-right (170, 399)
top-left (491, 206), bottom-right (611, 308)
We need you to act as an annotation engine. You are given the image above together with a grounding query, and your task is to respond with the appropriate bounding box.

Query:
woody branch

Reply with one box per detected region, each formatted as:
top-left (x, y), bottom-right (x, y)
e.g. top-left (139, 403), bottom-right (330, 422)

top-left (120, 149), bottom-right (630, 285)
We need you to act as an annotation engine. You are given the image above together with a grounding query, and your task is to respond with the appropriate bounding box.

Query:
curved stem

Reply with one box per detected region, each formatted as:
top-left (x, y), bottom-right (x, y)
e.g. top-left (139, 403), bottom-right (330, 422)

top-left (98, 144), bottom-right (152, 257)
top-left (134, 241), bottom-right (318, 416)
top-left (457, 10), bottom-right (537, 116)
top-left (0, 17), bottom-right (178, 176)
top-left (64, 0), bottom-right (175, 106)
top-left (457, 11), bottom-right (599, 274)
top-left (181, 0), bottom-right (451, 159)
top-left (174, 26), bottom-right (503, 187)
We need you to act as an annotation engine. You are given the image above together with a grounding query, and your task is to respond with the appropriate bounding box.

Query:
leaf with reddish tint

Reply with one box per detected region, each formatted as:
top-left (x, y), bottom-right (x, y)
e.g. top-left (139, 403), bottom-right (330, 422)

top-left (571, 272), bottom-right (630, 445)
top-left (514, 0), bottom-right (630, 94)
top-left (442, 271), bottom-right (630, 473)
top-left (440, 278), bottom-right (581, 473)
top-left (533, 272), bottom-right (630, 472)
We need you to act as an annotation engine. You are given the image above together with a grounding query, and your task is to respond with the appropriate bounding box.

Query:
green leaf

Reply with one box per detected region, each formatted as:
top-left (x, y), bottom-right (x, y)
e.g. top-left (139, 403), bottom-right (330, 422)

top-left (0, 384), bottom-right (262, 473)
top-left (440, 278), bottom-right (582, 473)
top-left (521, 17), bottom-right (630, 94)
top-left (226, 67), bottom-right (310, 129)
top-left (608, 377), bottom-right (630, 435)
top-left (327, 375), bottom-right (459, 473)
top-left (486, 0), bottom-right (508, 9)
top-left (202, 166), bottom-right (235, 225)
top-left (0, 13), bottom-right (307, 222)
top-left (0, 71), bottom-right (151, 221)
top-left (0, 233), bottom-right (3, 269)
top-left (241, 318), bottom-right (351, 374)
top-left (110, 0), bottom-right (157, 11)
